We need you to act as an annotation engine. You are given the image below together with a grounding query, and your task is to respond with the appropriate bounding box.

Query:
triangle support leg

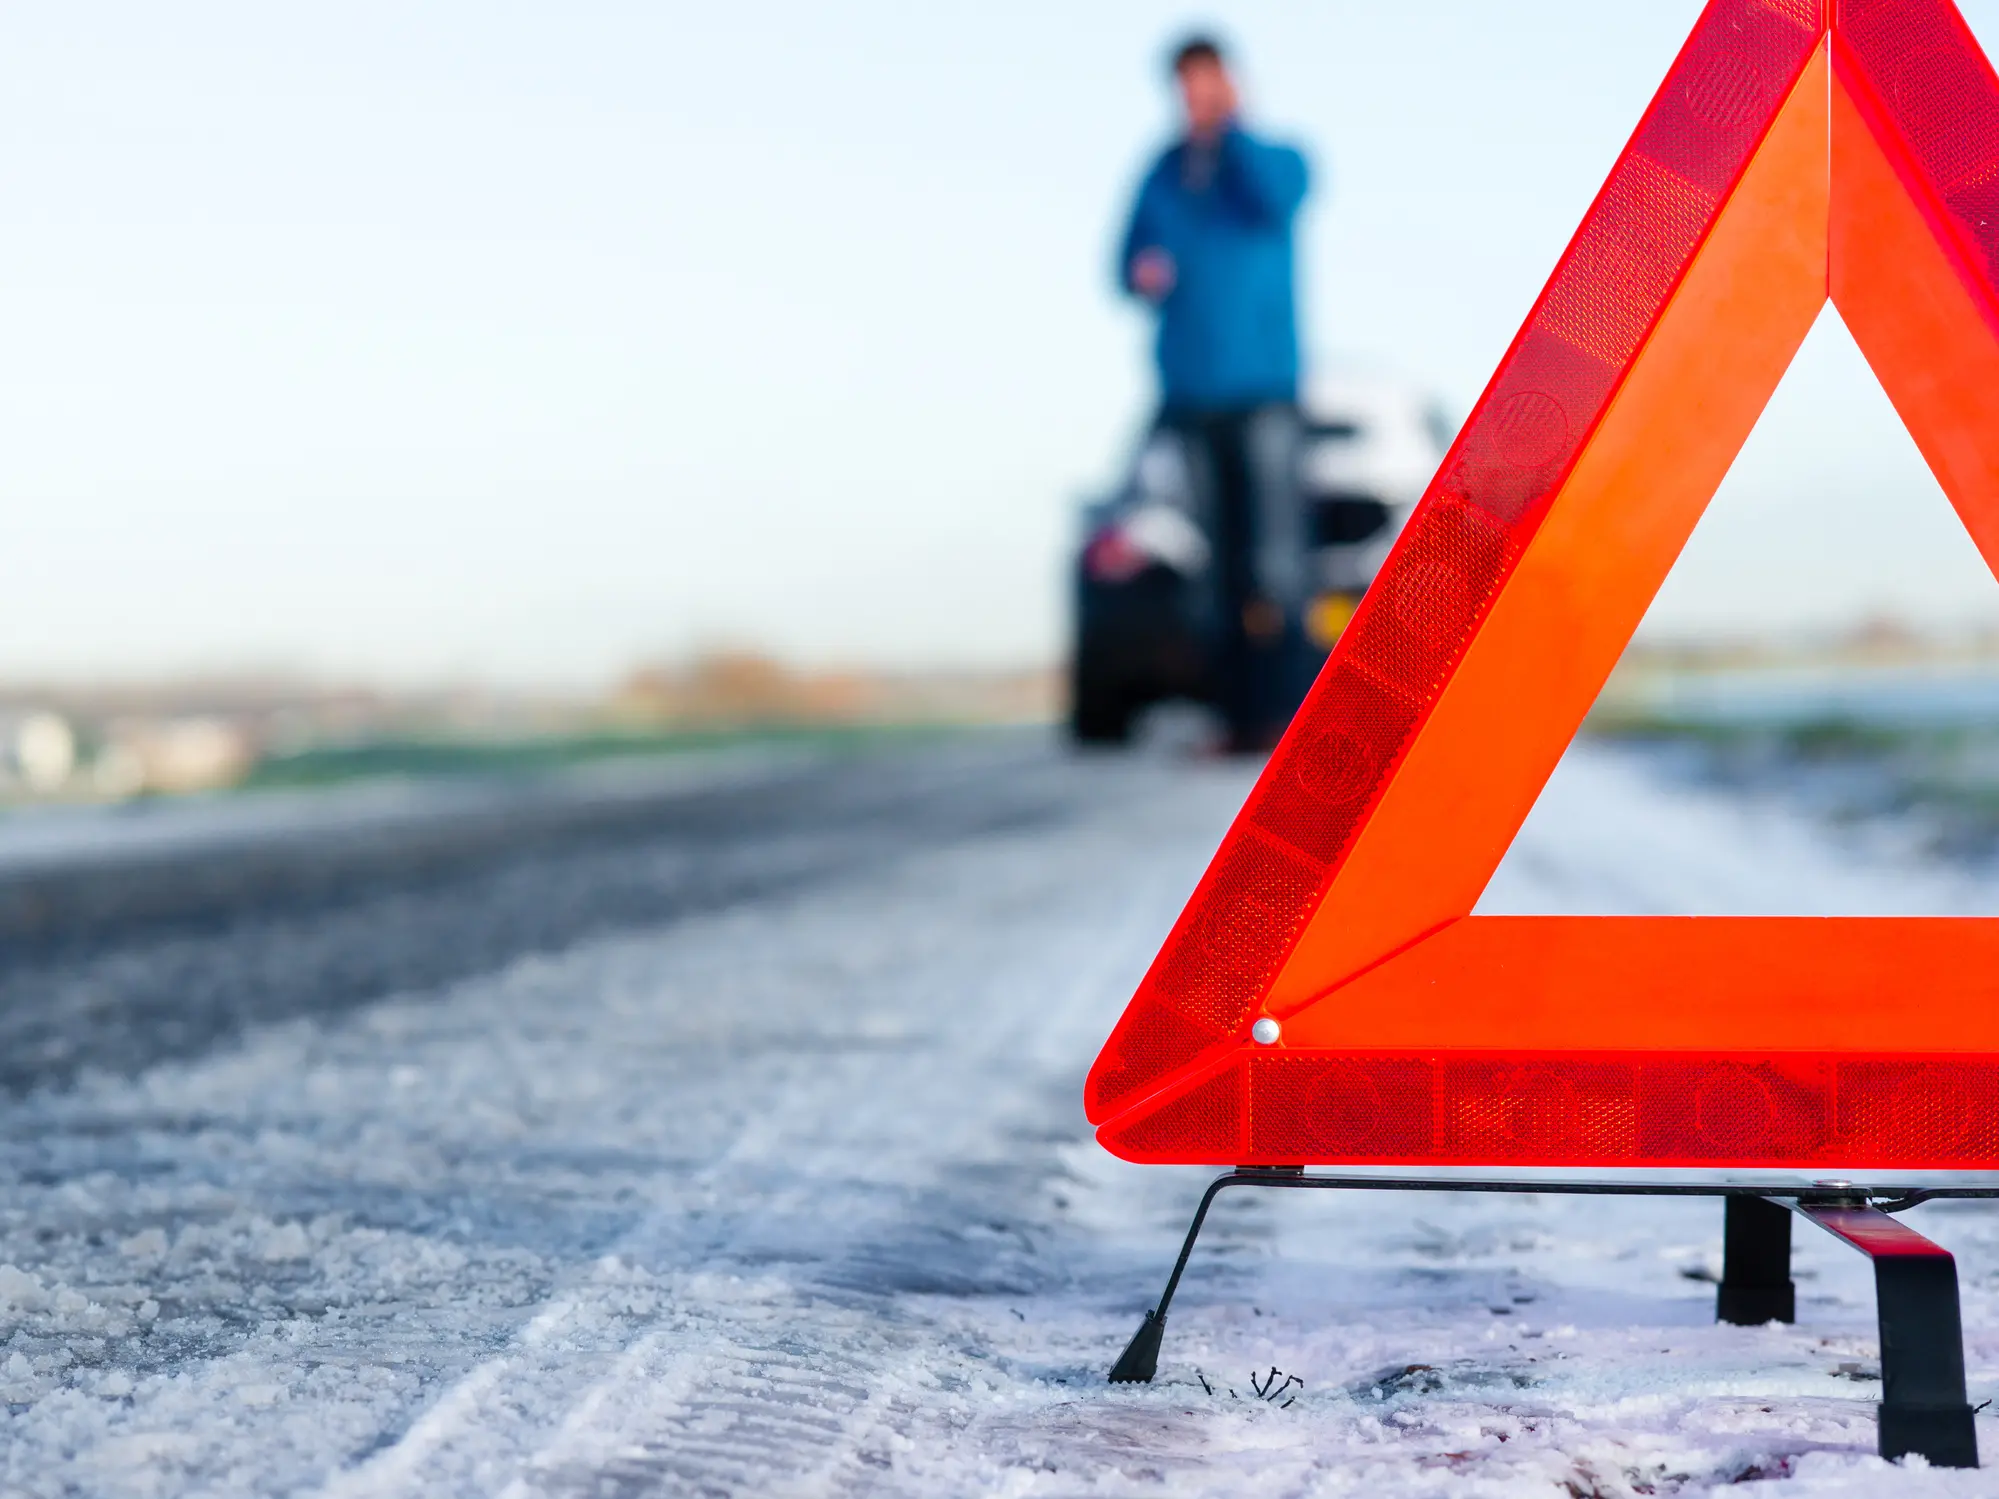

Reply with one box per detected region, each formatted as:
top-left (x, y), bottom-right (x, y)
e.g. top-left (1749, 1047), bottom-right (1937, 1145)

top-left (1795, 1199), bottom-right (1979, 1468)
top-left (1718, 1195), bottom-right (1796, 1326)
top-left (1107, 1169), bottom-right (1297, 1383)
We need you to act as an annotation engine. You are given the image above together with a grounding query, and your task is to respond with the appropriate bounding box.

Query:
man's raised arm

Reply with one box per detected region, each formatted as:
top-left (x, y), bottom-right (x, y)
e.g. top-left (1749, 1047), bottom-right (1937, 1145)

top-left (1217, 130), bottom-right (1310, 226)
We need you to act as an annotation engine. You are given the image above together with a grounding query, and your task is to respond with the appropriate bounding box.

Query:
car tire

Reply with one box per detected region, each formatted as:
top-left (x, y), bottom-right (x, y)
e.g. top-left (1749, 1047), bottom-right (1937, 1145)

top-left (1068, 672), bottom-right (1133, 746)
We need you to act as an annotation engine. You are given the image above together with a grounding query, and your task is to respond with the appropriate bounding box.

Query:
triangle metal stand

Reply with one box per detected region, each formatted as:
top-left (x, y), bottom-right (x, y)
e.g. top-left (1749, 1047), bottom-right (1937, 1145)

top-left (1109, 1170), bottom-right (1988, 1468)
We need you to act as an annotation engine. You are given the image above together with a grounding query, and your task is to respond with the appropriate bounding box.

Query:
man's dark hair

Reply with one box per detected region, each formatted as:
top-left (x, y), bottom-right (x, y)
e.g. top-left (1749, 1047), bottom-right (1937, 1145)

top-left (1169, 34), bottom-right (1225, 74)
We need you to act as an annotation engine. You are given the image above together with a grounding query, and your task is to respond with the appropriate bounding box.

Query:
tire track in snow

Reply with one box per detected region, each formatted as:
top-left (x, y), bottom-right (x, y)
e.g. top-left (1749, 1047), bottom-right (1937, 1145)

top-left (290, 752), bottom-right (1243, 1497)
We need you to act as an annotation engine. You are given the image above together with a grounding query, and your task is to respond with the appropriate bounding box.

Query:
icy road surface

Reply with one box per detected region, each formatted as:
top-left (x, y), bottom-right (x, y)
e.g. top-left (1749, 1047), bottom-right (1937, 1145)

top-left (5, 736), bottom-right (1999, 1496)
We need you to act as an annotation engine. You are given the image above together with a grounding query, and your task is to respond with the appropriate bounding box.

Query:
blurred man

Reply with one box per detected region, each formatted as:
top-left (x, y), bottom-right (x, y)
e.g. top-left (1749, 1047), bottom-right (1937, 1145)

top-left (1118, 34), bottom-right (1312, 752)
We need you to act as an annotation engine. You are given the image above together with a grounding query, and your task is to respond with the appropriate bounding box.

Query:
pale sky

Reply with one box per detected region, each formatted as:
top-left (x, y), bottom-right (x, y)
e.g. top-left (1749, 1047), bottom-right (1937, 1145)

top-left (4, 2), bottom-right (1999, 687)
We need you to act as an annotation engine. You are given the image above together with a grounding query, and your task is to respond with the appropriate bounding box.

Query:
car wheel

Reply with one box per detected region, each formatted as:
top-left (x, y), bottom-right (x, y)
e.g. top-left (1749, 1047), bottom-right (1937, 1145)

top-left (1069, 672), bottom-right (1133, 746)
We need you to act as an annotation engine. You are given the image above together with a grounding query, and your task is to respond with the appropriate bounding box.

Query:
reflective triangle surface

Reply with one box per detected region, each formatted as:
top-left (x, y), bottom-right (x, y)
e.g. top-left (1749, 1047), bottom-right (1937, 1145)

top-left (1088, 0), bottom-right (1999, 1170)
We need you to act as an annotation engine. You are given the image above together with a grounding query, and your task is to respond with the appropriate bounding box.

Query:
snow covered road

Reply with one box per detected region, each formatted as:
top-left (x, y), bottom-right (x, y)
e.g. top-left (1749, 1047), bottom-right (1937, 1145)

top-left (5, 736), bottom-right (1999, 1495)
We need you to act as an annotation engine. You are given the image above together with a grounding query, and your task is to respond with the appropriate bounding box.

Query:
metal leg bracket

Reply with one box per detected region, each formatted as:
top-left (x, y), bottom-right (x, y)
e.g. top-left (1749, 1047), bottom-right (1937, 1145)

top-left (1795, 1198), bottom-right (1978, 1468)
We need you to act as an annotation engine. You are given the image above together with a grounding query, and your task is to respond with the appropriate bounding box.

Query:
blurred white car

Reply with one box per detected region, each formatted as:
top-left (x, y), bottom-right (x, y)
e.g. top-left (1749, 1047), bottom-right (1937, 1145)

top-left (1070, 373), bottom-right (1454, 743)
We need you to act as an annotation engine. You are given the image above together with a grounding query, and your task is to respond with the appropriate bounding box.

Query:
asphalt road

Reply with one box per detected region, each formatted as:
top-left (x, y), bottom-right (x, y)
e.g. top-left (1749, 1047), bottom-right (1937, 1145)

top-left (4, 734), bottom-right (1999, 1497)
top-left (0, 732), bottom-right (1255, 1497)
top-left (0, 736), bottom-right (1084, 1094)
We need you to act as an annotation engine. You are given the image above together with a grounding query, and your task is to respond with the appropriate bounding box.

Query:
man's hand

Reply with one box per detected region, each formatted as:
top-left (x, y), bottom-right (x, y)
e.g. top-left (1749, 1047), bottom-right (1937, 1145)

top-left (1130, 247), bottom-right (1176, 302)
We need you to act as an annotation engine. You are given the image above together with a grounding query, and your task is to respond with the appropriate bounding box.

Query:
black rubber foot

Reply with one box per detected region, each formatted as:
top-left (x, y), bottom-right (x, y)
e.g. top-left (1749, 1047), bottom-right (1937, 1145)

top-left (1880, 1403), bottom-right (1979, 1468)
top-left (1716, 1283), bottom-right (1795, 1326)
top-left (1108, 1310), bottom-right (1164, 1383)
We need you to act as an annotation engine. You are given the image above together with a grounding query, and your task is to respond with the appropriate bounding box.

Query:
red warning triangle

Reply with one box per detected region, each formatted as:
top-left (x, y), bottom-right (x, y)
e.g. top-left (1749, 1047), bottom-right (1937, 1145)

top-left (1088, 0), bottom-right (1999, 1170)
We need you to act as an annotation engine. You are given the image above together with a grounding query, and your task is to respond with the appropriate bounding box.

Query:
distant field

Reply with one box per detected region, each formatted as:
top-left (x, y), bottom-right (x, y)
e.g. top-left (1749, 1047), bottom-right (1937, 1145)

top-left (1593, 662), bottom-right (1999, 862)
top-left (242, 722), bottom-right (955, 790)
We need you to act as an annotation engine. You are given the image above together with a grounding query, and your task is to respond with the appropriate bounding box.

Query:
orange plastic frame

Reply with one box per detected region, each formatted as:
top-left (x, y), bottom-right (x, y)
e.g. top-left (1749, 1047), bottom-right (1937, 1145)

top-left (1089, 1), bottom-right (1999, 1169)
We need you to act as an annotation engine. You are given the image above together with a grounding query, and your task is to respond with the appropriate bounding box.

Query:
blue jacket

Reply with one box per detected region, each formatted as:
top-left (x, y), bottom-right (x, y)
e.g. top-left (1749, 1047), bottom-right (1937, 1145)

top-left (1118, 126), bottom-right (1311, 411)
